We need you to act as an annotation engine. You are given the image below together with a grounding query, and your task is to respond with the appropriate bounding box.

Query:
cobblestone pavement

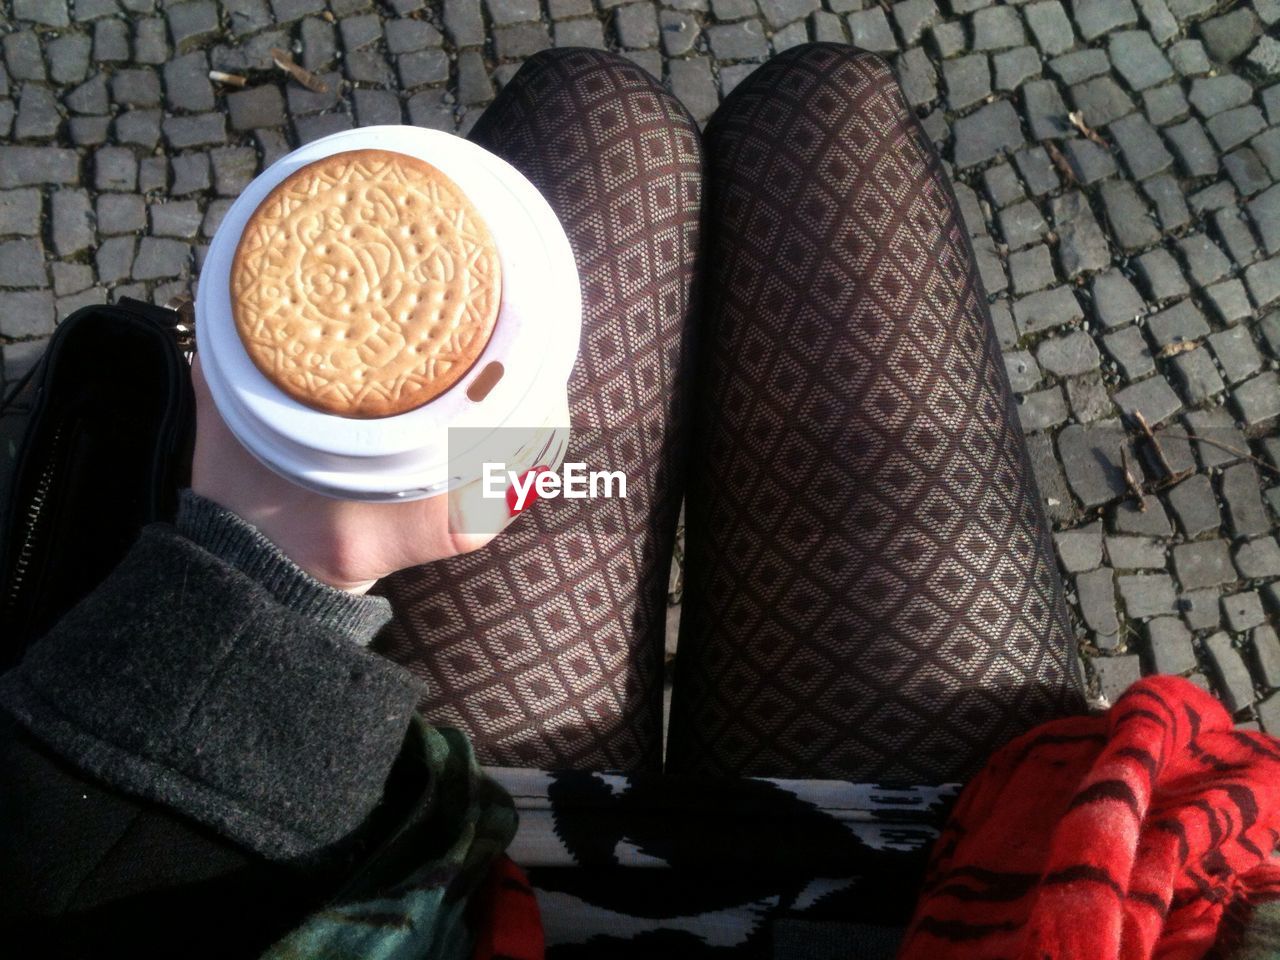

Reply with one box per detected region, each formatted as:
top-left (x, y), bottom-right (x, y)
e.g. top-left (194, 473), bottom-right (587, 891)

top-left (1, 0), bottom-right (1280, 731)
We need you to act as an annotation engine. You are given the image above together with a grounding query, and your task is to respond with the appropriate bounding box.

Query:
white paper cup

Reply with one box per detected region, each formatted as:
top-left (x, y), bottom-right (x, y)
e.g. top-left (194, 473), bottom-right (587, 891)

top-left (196, 126), bottom-right (581, 503)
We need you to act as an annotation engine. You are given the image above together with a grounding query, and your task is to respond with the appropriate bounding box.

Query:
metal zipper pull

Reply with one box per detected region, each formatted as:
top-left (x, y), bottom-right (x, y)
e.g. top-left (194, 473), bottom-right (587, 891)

top-left (162, 293), bottom-right (197, 359)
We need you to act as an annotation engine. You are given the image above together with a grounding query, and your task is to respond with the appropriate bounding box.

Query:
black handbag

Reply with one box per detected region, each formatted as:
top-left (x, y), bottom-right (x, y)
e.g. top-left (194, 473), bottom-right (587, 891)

top-left (0, 297), bottom-right (196, 669)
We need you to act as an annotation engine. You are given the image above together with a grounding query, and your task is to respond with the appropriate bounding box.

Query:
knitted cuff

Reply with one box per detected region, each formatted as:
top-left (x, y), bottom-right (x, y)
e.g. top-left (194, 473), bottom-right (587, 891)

top-left (175, 488), bottom-right (391, 645)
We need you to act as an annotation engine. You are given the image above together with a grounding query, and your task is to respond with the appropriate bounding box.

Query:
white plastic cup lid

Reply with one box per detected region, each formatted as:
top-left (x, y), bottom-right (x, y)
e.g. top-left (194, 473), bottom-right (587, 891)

top-left (196, 125), bottom-right (582, 502)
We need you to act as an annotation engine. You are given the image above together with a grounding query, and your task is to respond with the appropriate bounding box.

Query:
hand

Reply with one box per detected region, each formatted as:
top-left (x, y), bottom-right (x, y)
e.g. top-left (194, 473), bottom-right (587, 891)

top-left (189, 354), bottom-right (498, 594)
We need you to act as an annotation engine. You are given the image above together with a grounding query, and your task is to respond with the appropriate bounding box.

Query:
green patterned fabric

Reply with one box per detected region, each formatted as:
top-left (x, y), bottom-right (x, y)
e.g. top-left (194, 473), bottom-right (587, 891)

top-left (262, 720), bottom-right (517, 960)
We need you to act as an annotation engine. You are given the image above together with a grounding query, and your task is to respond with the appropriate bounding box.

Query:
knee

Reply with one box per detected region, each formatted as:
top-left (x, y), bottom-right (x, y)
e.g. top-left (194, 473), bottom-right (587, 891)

top-left (727, 42), bottom-right (912, 132)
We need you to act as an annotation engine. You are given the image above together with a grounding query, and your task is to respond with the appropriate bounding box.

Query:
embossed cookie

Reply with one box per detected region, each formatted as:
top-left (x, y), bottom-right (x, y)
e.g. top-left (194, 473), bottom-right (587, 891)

top-left (230, 149), bottom-right (501, 418)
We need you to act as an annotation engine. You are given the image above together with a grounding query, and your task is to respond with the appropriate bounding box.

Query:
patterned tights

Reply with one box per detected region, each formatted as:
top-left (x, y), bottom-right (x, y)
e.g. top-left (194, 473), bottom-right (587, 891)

top-left (373, 44), bottom-right (1086, 783)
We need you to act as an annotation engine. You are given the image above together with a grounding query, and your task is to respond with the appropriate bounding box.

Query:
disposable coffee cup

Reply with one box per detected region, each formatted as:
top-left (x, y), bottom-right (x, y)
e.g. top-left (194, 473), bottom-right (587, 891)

top-left (196, 126), bottom-right (581, 516)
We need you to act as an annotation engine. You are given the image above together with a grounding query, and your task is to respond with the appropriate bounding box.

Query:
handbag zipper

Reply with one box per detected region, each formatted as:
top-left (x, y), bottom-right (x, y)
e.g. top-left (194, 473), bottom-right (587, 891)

top-left (2, 424), bottom-right (63, 622)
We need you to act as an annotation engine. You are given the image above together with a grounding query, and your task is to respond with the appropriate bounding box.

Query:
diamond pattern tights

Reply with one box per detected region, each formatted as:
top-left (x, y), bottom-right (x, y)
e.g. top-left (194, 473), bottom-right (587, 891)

top-left (374, 45), bottom-right (1086, 782)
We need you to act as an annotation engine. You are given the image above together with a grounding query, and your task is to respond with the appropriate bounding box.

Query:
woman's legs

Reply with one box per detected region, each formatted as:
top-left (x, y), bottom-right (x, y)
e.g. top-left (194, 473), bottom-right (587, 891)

top-left (666, 43), bottom-right (1085, 783)
top-left (373, 49), bottom-right (701, 773)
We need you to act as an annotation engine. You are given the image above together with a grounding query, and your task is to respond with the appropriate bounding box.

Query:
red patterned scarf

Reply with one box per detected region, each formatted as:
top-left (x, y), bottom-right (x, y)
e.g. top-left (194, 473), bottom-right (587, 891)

top-left (901, 675), bottom-right (1280, 959)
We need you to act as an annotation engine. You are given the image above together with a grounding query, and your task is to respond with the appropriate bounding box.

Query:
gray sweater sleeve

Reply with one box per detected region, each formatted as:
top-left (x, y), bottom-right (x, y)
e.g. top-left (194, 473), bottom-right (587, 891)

top-left (0, 490), bottom-right (426, 862)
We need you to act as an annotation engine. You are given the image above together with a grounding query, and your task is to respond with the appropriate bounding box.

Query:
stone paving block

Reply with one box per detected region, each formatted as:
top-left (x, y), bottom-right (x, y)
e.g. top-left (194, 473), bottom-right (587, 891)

top-left (1189, 76), bottom-right (1253, 118)
top-left (1181, 587), bottom-right (1222, 631)
top-left (49, 189), bottom-right (92, 257)
top-left (1109, 113), bottom-right (1174, 180)
top-left (1184, 408), bottom-right (1248, 469)
top-left (1115, 373), bottom-right (1183, 424)
top-left (1005, 349), bottom-right (1041, 392)
top-left (0, 238), bottom-right (46, 288)
top-left (994, 46), bottom-right (1041, 92)
top-left (1236, 537), bottom-right (1280, 579)
top-left (1018, 385), bottom-right (1069, 431)
top-left (756, 0), bottom-right (819, 30)
top-left (1013, 285), bottom-right (1082, 335)
top-left (47, 33), bottom-right (91, 86)
top-left (1062, 138), bottom-right (1117, 184)
top-left (891, 0), bottom-right (938, 45)
top-left (114, 110), bottom-right (163, 150)
top-left (1199, 7), bottom-right (1263, 64)
top-left (1085, 272), bottom-right (1146, 335)
top-left (669, 57), bottom-right (718, 123)
top-left (97, 190), bottom-right (146, 234)
top-left (1076, 567), bottom-right (1119, 634)
top-left (94, 147), bottom-right (137, 192)
top-left (972, 5), bottom-right (1026, 51)
top-left (1249, 183), bottom-right (1280, 256)
top-left (1013, 147), bottom-right (1060, 196)
top-left (168, 1), bottom-right (220, 53)
top-left (1201, 277), bottom-right (1252, 329)
top-left (657, 12), bottom-right (698, 57)
top-left (1169, 38), bottom-right (1212, 77)
top-left (295, 112), bottom-right (355, 144)
top-left (1045, 193), bottom-right (1107, 278)
top-left (1073, 0), bottom-right (1138, 42)
top-left (1205, 632), bottom-right (1256, 712)
top-left (555, 20), bottom-right (608, 49)
top-left (1174, 539), bottom-right (1234, 590)
top-left (65, 74), bottom-right (109, 116)
top-left (1056, 521), bottom-right (1103, 572)
top-left (617, 3), bottom-right (660, 49)
top-left (1067, 374), bottom-right (1113, 423)
top-left (1095, 654), bottom-right (1142, 703)
top-left (1100, 179), bottom-right (1160, 253)
top-left (1147, 299), bottom-right (1209, 346)
top-left (953, 100), bottom-right (1025, 168)
top-left (456, 50), bottom-right (495, 104)
top-left (1254, 625), bottom-right (1280, 689)
top-left (999, 199), bottom-right (1049, 251)
top-left (0, 189), bottom-right (41, 236)
top-left (1209, 326), bottom-right (1264, 385)
top-left (1148, 617), bottom-right (1198, 675)
top-left (1036, 329), bottom-right (1100, 377)
top-left (0, 289), bottom-right (55, 338)
top-left (1142, 84), bottom-right (1189, 127)
top-left (1103, 325), bottom-right (1155, 379)
top-left (344, 48), bottom-right (396, 84)
top-left (928, 20), bottom-right (966, 59)
top-left (896, 47), bottom-right (938, 107)
top-left (50, 260), bottom-right (92, 297)
top-left (1168, 473), bottom-right (1222, 538)
top-left (1025, 1), bottom-right (1075, 56)
top-left (132, 237), bottom-right (190, 280)
top-left (1048, 49), bottom-right (1109, 85)
top-left (1245, 257), bottom-right (1280, 310)
top-left (1009, 243), bottom-right (1055, 294)
top-left (1170, 344), bottom-right (1224, 403)
top-left (1189, 181), bottom-right (1239, 216)
top-left (1112, 494), bottom-right (1173, 536)
top-left (163, 112), bottom-right (226, 149)
top-left (707, 20), bottom-right (768, 61)
top-left (398, 48), bottom-right (449, 88)
top-left (1059, 419), bottom-right (1145, 507)
top-left (1109, 29), bottom-right (1173, 92)
top-left (1023, 78), bottom-right (1069, 140)
top-left (1207, 106), bottom-right (1267, 152)
top-left (165, 53), bottom-right (216, 114)
top-left (444, 0), bottom-right (485, 47)
top-left (1177, 232), bottom-right (1232, 288)
top-left (1141, 175), bottom-right (1192, 233)
top-left (1233, 371), bottom-right (1280, 427)
top-left (66, 116), bottom-right (109, 147)
top-left (1071, 76), bottom-right (1137, 128)
top-left (1119, 572), bottom-right (1177, 618)
top-left (846, 8), bottom-right (897, 53)
top-left (1164, 118), bottom-right (1219, 178)
top-left (1223, 148), bottom-right (1273, 198)
top-left (134, 18), bottom-right (170, 66)
top-left (944, 54), bottom-right (991, 112)
top-left (1106, 535), bottom-right (1167, 570)
top-left (1223, 463), bottom-right (1271, 538)
top-left (1223, 591), bottom-right (1266, 632)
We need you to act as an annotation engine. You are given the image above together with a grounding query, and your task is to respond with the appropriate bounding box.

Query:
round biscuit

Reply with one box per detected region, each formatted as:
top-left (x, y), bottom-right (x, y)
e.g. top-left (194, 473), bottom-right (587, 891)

top-left (229, 148), bottom-right (502, 418)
